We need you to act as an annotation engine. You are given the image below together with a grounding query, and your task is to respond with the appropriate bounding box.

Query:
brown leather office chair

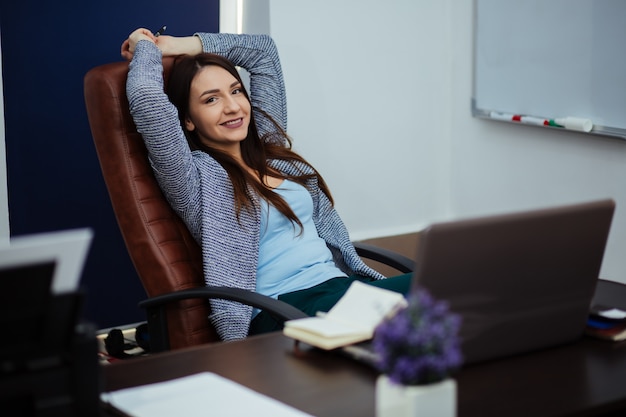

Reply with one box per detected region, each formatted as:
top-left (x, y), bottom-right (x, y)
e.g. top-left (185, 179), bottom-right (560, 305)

top-left (83, 58), bottom-right (414, 352)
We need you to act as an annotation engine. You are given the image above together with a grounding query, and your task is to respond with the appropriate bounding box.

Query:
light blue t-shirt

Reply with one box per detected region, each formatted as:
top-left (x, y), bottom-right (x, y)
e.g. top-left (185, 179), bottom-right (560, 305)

top-left (256, 180), bottom-right (347, 302)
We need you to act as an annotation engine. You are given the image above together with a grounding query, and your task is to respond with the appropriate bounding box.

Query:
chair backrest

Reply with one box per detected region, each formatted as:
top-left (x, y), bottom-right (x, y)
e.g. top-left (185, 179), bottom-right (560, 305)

top-left (84, 58), bottom-right (219, 349)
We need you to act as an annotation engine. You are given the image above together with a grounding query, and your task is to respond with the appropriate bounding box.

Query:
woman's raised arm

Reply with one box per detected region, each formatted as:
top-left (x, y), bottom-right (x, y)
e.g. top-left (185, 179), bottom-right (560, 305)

top-left (121, 28), bottom-right (203, 60)
top-left (195, 33), bottom-right (288, 140)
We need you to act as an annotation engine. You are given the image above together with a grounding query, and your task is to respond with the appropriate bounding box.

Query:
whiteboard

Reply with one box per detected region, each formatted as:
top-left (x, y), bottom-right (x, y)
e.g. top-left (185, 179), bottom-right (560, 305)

top-left (473, 0), bottom-right (626, 139)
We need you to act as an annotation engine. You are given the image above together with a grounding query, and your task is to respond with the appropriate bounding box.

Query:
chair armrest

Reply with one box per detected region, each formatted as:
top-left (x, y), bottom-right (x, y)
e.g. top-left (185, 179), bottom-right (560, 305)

top-left (139, 286), bottom-right (308, 321)
top-left (353, 242), bottom-right (415, 273)
top-left (138, 286), bottom-right (308, 352)
top-left (140, 243), bottom-right (414, 352)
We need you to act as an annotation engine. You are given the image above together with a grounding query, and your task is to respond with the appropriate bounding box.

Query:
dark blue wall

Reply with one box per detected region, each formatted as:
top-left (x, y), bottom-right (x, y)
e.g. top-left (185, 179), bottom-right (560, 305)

top-left (1, 1), bottom-right (219, 329)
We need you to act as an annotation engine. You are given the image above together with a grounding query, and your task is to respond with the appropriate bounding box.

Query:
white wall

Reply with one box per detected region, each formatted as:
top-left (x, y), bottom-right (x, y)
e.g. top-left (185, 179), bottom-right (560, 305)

top-left (236, 0), bottom-right (626, 283)
top-left (0, 31), bottom-right (10, 242)
top-left (267, 0), bottom-right (453, 239)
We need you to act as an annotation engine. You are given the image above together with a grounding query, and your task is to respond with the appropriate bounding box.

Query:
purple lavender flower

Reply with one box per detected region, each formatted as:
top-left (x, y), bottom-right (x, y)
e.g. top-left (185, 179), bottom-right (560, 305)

top-left (373, 287), bottom-right (463, 385)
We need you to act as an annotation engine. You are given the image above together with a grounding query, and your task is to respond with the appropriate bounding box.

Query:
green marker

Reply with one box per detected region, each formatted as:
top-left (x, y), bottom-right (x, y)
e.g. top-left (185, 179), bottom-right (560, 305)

top-left (547, 119), bottom-right (564, 128)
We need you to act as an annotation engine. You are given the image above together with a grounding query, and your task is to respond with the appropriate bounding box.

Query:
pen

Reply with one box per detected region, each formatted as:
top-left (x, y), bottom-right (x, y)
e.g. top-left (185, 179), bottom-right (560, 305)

top-left (154, 25), bottom-right (167, 37)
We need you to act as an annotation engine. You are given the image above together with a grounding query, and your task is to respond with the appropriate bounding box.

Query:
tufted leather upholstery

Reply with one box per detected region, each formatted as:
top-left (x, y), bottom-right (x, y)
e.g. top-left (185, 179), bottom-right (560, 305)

top-left (84, 58), bottom-right (218, 349)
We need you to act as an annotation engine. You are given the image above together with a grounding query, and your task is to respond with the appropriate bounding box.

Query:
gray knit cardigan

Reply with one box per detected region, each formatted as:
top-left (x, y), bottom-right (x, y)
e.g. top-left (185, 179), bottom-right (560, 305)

top-left (127, 33), bottom-right (383, 341)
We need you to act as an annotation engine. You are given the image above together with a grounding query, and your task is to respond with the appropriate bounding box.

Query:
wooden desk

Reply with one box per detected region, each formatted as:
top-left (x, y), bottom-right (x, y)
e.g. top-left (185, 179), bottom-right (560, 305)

top-left (102, 280), bottom-right (626, 416)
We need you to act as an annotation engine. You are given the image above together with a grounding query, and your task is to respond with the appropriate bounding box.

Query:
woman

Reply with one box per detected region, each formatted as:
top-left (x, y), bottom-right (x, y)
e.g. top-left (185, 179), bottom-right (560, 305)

top-left (122, 28), bottom-right (411, 341)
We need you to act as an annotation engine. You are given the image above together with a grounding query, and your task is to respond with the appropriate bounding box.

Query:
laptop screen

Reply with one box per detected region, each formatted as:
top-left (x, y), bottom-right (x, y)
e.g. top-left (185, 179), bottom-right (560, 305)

top-left (0, 261), bottom-right (56, 358)
top-left (0, 228), bottom-right (93, 364)
top-left (412, 199), bottom-right (615, 364)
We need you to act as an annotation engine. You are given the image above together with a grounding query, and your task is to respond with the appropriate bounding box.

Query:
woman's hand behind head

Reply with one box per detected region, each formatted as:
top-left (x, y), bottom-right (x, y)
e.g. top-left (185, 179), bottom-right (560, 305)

top-left (121, 27), bottom-right (203, 61)
top-left (121, 28), bottom-right (157, 60)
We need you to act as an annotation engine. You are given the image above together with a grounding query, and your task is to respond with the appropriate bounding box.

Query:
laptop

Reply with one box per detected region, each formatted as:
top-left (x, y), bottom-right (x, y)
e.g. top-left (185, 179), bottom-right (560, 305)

top-left (343, 199), bottom-right (615, 366)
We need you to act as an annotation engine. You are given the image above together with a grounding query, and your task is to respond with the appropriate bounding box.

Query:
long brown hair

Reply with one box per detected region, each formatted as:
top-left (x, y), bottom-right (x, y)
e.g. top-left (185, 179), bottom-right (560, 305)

top-left (166, 53), bottom-right (333, 230)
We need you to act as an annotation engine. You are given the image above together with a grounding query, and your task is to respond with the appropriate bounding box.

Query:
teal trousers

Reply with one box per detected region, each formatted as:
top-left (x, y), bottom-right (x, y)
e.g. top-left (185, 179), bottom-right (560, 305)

top-left (248, 273), bottom-right (412, 336)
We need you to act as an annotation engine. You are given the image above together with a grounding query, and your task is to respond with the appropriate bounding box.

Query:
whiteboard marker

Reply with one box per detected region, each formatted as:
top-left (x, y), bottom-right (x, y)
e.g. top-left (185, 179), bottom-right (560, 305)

top-left (489, 112), bottom-right (559, 127)
top-left (518, 116), bottom-right (549, 126)
top-left (554, 117), bottom-right (593, 132)
top-left (489, 111), bottom-right (516, 121)
top-left (489, 112), bottom-right (592, 132)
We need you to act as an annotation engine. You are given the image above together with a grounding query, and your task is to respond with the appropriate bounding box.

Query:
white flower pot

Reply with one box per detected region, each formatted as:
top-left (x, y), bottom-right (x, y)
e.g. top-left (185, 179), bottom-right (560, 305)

top-left (376, 374), bottom-right (456, 417)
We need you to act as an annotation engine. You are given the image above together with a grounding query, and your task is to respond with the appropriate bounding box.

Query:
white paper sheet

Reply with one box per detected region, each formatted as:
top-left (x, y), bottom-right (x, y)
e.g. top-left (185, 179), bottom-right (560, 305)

top-left (101, 372), bottom-right (313, 417)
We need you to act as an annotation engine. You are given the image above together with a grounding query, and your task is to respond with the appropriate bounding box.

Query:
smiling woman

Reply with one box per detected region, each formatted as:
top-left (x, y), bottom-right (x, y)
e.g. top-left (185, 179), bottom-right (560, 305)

top-left (122, 29), bottom-right (413, 341)
top-left (183, 65), bottom-right (251, 155)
